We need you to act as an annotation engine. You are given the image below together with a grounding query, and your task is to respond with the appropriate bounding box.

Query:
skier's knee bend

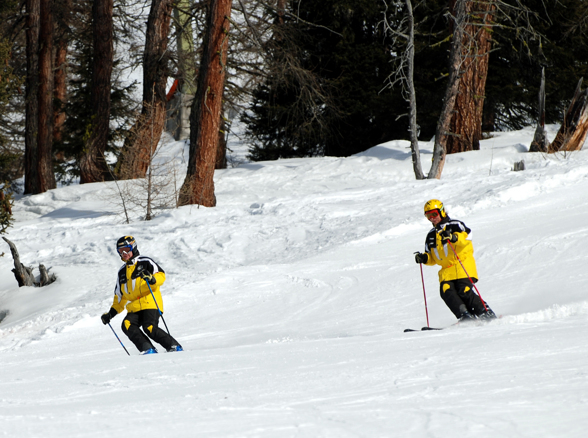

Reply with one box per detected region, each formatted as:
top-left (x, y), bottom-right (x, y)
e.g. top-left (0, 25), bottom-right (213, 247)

top-left (142, 323), bottom-right (159, 339)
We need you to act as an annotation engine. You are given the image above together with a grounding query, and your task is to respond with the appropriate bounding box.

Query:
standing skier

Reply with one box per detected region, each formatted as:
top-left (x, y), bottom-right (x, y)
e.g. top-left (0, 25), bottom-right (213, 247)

top-left (100, 236), bottom-right (183, 354)
top-left (414, 200), bottom-right (496, 321)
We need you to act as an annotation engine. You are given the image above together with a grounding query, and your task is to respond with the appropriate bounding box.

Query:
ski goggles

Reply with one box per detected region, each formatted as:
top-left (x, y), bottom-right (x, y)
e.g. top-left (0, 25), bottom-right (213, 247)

top-left (117, 245), bottom-right (133, 255)
top-left (425, 210), bottom-right (440, 219)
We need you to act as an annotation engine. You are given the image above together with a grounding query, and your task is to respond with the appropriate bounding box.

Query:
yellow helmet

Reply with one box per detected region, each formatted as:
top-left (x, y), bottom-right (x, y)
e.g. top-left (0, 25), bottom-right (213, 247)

top-left (423, 199), bottom-right (447, 218)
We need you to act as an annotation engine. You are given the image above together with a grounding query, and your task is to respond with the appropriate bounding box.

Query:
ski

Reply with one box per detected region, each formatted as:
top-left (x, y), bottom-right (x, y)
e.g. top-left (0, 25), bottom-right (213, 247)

top-left (404, 315), bottom-right (501, 332)
top-left (403, 326), bottom-right (443, 332)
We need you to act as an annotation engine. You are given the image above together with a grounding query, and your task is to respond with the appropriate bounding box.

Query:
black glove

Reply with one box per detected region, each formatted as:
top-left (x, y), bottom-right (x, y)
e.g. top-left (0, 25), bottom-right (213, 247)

top-left (101, 308), bottom-right (117, 325)
top-left (140, 271), bottom-right (157, 285)
top-left (133, 265), bottom-right (157, 285)
top-left (415, 252), bottom-right (428, 264)
top-left (439, 228), bottom-right (457, 243)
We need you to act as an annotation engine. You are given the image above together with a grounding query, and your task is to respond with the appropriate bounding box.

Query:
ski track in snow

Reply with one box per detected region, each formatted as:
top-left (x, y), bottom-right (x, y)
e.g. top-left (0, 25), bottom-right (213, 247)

top-left (1, 125), bottom-right (588, 437)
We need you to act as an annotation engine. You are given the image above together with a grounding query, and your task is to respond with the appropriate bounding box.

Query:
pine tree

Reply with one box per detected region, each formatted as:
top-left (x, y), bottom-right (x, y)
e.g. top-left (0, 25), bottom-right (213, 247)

top-left (244, 0), bottom-right (448, 160)
top-left (56, 0), bottom-right (138, 185)
top-left (484, 0), bottom-right (588, 132)
top-left (0, 0), bottom-right (24, 187)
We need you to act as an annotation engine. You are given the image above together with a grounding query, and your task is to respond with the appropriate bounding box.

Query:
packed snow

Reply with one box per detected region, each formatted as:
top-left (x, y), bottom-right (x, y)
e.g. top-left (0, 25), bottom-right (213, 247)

top-left (1, 126), bottom-right (588, 437)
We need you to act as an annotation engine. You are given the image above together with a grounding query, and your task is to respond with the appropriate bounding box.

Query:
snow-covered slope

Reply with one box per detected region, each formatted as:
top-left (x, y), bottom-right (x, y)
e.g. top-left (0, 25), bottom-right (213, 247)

top-left (1, 126), bottom-right (587, 437)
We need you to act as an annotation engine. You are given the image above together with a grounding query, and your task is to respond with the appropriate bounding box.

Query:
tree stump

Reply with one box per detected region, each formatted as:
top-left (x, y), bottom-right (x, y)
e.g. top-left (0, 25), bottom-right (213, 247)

top-left (2, 237), bottom-right (56, 287)
top-left (533, 75), bottom-right (588, 154)
top-left (39, 264), bottom-right (56, 286)
top-left (3, 237), bottom-right (35, 286)
top-left (548, 79), bottom-right (588, 153)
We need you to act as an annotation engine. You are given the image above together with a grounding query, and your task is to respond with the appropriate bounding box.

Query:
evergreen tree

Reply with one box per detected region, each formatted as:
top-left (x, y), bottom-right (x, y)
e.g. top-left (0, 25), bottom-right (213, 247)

top-left (0, 37), bottom-right (23, 185)
top-left (0, 0), bottom-right (24, 188)
top-left (244, 0), bottom-right (449, 160)
top-left (484, 0), bottom-right (588, 131)
top-left (57, 0), bottom-right (138, 184)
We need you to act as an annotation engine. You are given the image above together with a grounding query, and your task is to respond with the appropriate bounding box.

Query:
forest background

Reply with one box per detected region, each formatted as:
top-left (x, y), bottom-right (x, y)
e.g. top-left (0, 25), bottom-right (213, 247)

top-left (0, 0), bottom-right (587, 211)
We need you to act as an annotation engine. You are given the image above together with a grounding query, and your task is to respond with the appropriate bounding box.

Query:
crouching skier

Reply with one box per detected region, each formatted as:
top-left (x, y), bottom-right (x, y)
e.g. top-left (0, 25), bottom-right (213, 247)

top-left (101, 236), bottom-right (183, 354)
top-left (414, 200), bottom-right (497, 322)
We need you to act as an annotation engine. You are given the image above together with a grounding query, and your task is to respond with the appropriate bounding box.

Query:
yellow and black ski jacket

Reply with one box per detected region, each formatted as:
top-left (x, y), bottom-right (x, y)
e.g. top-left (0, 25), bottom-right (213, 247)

top-left (110, 256), bottom-right (166, 315)
top-left (423, 217), bottom-right (478, 283)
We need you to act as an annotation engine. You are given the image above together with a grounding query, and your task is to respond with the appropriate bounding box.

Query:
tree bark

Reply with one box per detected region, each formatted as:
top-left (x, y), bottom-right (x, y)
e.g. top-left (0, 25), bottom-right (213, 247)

top-left (216, 113), bottom-right (227, 169)
top-left (178, 0), bottom-right (232, 207)
top-left (53, 24), bottom-right (67, 148)
top-left (79, 0), bottom-right (114, 183)
top-left (37, 0), bottom-right (56, 191)
top-left (24, 0), bottom-right (40, 195)
top-left (116, 0), bottom-right (174, 180)
top-left (446, 0), bottom-right (495, 154)
top-left (276, 0), bottom-right (286, 25)
top-left (25, 0), bottom-right (56, 194)
top-left (52, 0), bottom-right (72, 157)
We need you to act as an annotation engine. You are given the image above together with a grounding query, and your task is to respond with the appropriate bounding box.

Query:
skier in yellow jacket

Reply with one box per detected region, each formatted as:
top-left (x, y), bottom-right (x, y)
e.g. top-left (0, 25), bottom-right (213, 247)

top-left (414, 200), bottom-right (496, 321)
top-left (100, 236), bottom-right (182, 354)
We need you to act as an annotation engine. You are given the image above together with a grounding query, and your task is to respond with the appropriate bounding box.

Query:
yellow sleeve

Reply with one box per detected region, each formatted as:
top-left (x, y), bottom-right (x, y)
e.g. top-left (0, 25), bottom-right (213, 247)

top-left (154, 271), bottom-right (165, 286)
top-left (111, 295), bottom-right (127, 314)
top-left (452, 231), bottom-right (469, 249)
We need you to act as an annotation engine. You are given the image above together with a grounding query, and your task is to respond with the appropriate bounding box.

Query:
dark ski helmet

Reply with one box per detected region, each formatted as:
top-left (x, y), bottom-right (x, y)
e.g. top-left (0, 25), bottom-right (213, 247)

top-left (116, 235), bottom-right (139, 259)
top-left (423, 199), bottom-right (447, 219)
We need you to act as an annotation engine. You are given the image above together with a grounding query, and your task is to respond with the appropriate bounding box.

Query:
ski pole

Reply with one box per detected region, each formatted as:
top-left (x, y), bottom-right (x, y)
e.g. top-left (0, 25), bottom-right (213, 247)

top-left (419, 262), bottom-right (430, 328)
top-left (108, 322), bottom-right (130, 356)
top-left (145, 280), bottom-right (171, 335)
top-left (446, 240), bottom-right (488, 311)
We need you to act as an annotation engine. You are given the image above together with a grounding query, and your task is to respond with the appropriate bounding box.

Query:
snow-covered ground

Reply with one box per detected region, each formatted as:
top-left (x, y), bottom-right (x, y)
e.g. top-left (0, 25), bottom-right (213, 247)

top-left (1, 126), bottom-right (588, 437)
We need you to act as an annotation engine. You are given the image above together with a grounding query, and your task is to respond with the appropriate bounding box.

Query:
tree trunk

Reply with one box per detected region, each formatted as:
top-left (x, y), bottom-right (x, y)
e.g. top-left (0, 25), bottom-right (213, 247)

top-left (37, 0), bottom-right (56, 191)
top-left (428, 0), bottom-right (467, 179)
top-left (530, 68), bottom-right (549, 153)
top-left (446, 0), bottom-right (495, 154)
top-left (276, 0), bottom-right (286, 25)
top-left (405, 0), bottom-right (424, 180)
top-left (178, 0), bottom-right (232, 207)
top-left (25, 0), bottom-right (56, 194)
top-left (175, 0), bottom-right (198, 95)
top-left (24, 0), bottom-right (40, 195)
top-left (216, 113), bottom-right (227, 169)
top-left (79, 0), bottom-right (114, 183)
top-left (53, 26), bottom-right (67, 149)
top-left (52, 0), bottom-right (72, 156)
top-left (116, 0), bottom-right (174, 180)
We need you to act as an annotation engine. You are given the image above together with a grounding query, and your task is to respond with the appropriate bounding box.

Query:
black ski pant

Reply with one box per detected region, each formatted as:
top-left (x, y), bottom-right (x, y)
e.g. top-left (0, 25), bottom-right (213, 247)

top-left (439, 278), bottom-right (488, 318)
top-left (122, 309), bottom-right (179, 353)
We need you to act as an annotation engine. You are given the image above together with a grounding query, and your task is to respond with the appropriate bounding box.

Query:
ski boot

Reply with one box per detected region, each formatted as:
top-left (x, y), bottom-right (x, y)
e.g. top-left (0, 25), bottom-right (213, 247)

top-left (458, 311), bottom-right (476, 323)
top-left (167, 345), bottom-right (183, 352)
top-left (478, 308), bottom-right (497, 320)
top-left (141, 348), bottom-right (158, 355)
top-left (457, 304), bottom-right (476, 323)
